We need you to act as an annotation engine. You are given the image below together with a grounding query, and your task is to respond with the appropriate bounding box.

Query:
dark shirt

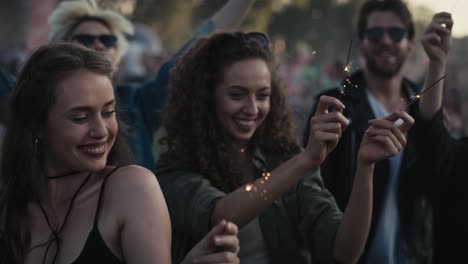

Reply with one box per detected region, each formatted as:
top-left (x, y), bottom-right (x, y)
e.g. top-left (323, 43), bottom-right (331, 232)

top-left (303, 70), bottom-right (432, 263)
top-left (156, 148), bottom-right (343, 264)
top-left (0, 66), bottom-right (14, 124)
top-left (411, 108), bottom-right (468, 264)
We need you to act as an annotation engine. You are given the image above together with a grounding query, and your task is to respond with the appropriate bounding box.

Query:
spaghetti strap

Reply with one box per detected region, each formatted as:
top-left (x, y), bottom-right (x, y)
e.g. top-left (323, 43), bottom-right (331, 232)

top-left (93, 167), bottom-right (121, 226)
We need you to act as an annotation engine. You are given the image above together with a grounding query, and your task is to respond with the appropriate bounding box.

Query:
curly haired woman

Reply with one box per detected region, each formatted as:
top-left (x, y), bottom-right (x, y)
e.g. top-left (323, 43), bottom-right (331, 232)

top-left (156, 32), bottom-right (413, 264)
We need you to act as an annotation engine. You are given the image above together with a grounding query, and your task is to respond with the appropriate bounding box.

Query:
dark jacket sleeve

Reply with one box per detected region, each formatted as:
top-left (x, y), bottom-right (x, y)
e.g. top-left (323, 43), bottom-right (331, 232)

top-left (411, 108), bottom-right (450, 197)
top-left (159, 170), bottom-right (225, 236)
top-left (297, 169), bottom-right (342, 264)
top-left (0, 66), bottom-right (15, 124)
top-left (156, 160), bottom-right (225, 264)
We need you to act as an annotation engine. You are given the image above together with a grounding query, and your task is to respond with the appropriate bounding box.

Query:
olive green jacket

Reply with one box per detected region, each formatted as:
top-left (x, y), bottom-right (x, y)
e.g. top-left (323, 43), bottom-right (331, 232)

top-left (155, 149), bottom-right (343, 264)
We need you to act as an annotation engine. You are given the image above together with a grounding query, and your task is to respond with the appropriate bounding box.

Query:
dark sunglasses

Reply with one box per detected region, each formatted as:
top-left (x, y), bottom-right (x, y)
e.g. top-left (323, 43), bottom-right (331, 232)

top-left (71, 34), bottom-right (117, 49)
top-left (364, 27), bottom-right (406, 43)
top-left (221, 32), bottom-right (270, 56)
top-left (238, 32), bottom-right (270, 48)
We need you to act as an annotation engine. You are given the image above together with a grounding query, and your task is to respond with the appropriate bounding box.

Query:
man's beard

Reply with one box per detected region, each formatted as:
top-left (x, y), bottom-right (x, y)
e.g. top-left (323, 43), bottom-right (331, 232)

top-left (364, 53), bottom-right (405, 79)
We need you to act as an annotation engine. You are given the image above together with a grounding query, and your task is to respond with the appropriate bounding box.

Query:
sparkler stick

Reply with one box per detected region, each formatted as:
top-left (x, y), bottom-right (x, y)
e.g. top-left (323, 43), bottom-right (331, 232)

top-left (339, 40), bottom-right (354, 100)
top-left (404, 75), bottom-right (446, 109)
top-left (345, 40), bottom-right (352, 71)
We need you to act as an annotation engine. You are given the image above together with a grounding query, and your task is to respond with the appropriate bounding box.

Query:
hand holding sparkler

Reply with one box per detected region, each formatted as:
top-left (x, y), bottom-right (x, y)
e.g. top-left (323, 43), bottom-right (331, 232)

top-left (422, 12), bottom-right (453, 66)
top-left (305, 95), bottom-right (349, 165)
top-left (405, 13), bottom-right (452, 111)
top-left (359, 111), bottom-right (413, 164)
top-left (418, 12), bottom-right (453, 119)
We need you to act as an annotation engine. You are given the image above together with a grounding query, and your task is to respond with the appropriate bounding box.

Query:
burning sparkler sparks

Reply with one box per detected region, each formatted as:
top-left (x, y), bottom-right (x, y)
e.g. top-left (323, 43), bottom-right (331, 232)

top-left (404, 75), bottom-right (446, 109)
top-left (244, 170), bottom-right (272, 198)
top-left (339, 40), bottom-right (359, 99)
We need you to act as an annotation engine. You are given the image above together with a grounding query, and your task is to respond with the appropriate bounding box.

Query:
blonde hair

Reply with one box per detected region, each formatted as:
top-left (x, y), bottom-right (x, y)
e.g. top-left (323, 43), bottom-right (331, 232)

top-left (48, 0), bottom-right (134, 62)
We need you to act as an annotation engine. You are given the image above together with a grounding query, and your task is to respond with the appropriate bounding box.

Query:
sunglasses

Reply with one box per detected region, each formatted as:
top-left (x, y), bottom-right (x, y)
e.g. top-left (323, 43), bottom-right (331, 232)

top-left (221, 32), bottom-right (270, 56)
top-left (238, 32), bottom-right (270, 48)
top-left (364, 27), bottom-right (406, 43)
top-left (71, 34), bottom-right (117, 49)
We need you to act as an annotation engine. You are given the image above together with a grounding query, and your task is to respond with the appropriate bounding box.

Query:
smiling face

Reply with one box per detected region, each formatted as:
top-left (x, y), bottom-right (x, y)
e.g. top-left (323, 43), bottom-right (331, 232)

top-left (215, 58), bottom-right (271, 147)
top-left (44, 69), bottom-right (117, 176)
top-left (360, 11), bottom-right (414, 79)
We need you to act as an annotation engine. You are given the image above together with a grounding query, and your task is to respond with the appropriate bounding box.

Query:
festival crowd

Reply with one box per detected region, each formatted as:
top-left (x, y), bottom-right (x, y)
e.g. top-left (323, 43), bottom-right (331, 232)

top-left (0, 0), bottom-right (465, 263)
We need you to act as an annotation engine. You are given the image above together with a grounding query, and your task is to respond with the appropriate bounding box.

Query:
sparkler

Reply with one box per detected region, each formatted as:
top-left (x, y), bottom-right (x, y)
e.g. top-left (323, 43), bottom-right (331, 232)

top-left (403, 75), bottom-right (447, 109)
top-left (340, 40), bottom-right (359, 100)
top-left (244, 170), bottom-right (272, 200)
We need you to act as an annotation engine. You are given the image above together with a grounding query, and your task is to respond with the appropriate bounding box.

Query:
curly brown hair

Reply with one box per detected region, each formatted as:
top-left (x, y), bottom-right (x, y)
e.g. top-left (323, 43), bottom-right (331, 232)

top-left (159, 32), bottom-right (301, 192)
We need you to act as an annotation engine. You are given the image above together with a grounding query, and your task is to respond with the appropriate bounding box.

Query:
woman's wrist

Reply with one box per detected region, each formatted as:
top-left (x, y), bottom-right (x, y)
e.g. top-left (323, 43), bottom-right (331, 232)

top-left (356, 155), bottom-right (375, 169)
top-left (297, 150), bottom-right (322, 172)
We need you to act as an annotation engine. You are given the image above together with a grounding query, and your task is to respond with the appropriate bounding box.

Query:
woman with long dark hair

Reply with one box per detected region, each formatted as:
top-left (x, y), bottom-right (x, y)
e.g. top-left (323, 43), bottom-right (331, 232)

top-left (0, 43), bottom-right (240, 264)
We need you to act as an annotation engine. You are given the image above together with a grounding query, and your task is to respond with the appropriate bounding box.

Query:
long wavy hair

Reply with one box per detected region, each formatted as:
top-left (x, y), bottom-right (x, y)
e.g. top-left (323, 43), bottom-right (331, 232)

top-left (159, 32), bottom-right (301, 192)
top-left (0, 43), bottom-right (133, 262)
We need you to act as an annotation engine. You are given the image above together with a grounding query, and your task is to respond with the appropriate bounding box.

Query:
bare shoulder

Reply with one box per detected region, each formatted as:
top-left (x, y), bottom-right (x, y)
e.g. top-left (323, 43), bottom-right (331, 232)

top-left (104, 165), bottom-right (163, 200)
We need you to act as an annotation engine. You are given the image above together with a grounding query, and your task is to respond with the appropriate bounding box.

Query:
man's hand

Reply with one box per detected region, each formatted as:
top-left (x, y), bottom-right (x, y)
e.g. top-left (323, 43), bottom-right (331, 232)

top-left (422, 12), bottom-right (453, 65)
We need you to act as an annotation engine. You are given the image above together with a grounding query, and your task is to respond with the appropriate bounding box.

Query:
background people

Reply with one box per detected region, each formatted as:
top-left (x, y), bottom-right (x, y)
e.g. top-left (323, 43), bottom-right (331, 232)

top-left (0, 0), bottom-right (257, 169)
top-left (303, 1), bottom-right (432, 262)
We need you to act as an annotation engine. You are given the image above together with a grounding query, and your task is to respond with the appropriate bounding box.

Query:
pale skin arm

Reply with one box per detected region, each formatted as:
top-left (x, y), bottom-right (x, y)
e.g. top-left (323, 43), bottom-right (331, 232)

top-left (333, 111), bottom-right (414, 263)
top-left (211, 96), bottom-right (349, 227)
top-left (419, 12), bottom-right (453, 119)
top-left (211, 0), bottom-right (256, 32)
top-left (116, 166), bottom-right (172, 264)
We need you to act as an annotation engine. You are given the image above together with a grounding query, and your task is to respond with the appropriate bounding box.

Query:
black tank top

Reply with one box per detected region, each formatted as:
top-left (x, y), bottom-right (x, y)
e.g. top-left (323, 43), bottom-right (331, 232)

top-left (0, 167), bottom-right (124, 263)
top-left (72, 167), bottom-right (123, 264)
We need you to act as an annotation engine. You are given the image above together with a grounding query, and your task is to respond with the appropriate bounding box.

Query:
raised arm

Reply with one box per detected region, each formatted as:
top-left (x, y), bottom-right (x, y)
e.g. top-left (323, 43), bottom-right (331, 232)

top-left (134, 0), bottom-right (257, 138)
top-left (211, 96), bottom-right (348, 227)
top-left (332, 111), bottom-right (413, 263)
top-left (419, 12), bottom-right (453, 119)
top-left (211, 0), bottom-right (256, 32)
